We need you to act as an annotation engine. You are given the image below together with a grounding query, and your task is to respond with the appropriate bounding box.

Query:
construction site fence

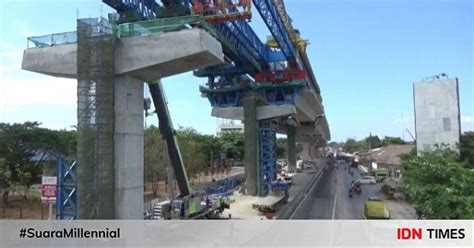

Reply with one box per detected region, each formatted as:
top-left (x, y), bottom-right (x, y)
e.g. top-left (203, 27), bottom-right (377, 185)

top-left (27, 18), bottom-right (114, 48)
top-left (116, 16), bottom-right (205, 38)
top-left (27, 31), bottom-right (77, 48)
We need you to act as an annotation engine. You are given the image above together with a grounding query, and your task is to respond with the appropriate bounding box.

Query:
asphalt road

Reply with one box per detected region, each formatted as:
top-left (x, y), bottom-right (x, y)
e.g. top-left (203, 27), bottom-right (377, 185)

top-left (291, 162), bottom-right (379, 219)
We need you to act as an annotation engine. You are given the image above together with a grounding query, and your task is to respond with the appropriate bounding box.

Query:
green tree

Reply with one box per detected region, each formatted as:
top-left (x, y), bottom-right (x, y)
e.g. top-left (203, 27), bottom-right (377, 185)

top-left (276, 138), bottom-right (287, 158)
top-left (343, 138), bottom-right (364, 153)
top-left (459, 134), bottom-right (474, 169)
top-left (55, 130), bottom-right (77, 157)
top-left (0, 122), bottom-right (65, 212)
top-left (401, 146), bottom-right (474, 219)
top-left (144, 125), bottom-right (166, 196)
top-left (176, 127), bottom-right (201, 180)
top-left (328, 141), bottom-right (344, 149)
top-left (381, 136), bottom-right (406, 147)
top-left (366, 135), bottom-right (381, 149)
top-left (219, 132), bottom-right (243, 160)
top-left (175, 127), bottom-right (218, 181)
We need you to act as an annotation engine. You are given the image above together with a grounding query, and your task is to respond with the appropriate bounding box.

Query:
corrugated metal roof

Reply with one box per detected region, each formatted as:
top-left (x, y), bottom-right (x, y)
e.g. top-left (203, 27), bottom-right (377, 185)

top-left (363, 145), bottom-right (415, 166)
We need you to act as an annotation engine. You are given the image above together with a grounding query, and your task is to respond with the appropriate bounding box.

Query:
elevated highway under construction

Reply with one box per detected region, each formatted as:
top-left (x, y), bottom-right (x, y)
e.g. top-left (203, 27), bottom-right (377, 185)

top-left (22, 0), bottom-right (330, 219)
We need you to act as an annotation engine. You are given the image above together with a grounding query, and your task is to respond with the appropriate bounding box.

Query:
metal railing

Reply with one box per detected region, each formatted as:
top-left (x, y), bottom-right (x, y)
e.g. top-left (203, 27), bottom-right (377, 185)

top-left (116, 15), bottom-right (202, 38)
top-left (27, 18), bottom-right (114, 48)
top-left (27, 31), bottom-right (77, 48)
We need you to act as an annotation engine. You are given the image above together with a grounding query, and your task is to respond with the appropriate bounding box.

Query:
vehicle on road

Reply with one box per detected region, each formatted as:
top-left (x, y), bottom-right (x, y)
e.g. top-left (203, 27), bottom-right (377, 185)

top-left (373, 168), bottom-right (389, 182)
top-left (356, 176), bottom-right (376, 184)
top-left (363, 196), bottom-right (390, 219)
top-left (277, 159), bottom-right (287, 169)
top-left (354, 184), bottom-right (362, 194)
top-left (303, 160), bottom-right (313, 169)
top-left (296, 159), bottom-right (303, 172)
top-left (144, 211), bottom-right (152, 219)
top-left (348, 188), bottom-right (353, 198)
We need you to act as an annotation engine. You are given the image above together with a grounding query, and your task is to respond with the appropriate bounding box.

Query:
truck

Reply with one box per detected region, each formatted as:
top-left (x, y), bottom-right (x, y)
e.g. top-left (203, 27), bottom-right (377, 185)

top-left (373, 168), bottom-right (389, 182)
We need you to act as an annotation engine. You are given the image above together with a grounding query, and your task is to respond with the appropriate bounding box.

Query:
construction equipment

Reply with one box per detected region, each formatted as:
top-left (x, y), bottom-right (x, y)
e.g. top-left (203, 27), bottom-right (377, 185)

top-left (103, 0), bottom-right (329, 200)
top-left (147, 80), bottom-right (191, 197)
top-left (147, 80), bottom-right (230, 219)
top-left (192, 0), bottom-right (252, 23)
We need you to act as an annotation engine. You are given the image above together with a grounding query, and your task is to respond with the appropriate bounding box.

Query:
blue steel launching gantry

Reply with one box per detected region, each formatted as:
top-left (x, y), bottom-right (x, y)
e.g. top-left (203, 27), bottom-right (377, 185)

top-left (102, 0), bottom-right (330, 196)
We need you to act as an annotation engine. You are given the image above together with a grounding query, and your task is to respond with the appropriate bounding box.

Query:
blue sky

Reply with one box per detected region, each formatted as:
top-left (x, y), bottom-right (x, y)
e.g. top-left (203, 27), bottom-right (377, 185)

top-left (0, 0), bottom-right (472, 142)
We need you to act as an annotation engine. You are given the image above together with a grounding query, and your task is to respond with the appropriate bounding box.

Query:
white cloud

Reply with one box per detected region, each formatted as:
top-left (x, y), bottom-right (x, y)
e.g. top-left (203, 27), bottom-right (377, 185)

top-left (461, 116), bottom-right (474, 125)
top-left (0, 73), bottom-right (76, 112)
top-left (0, 48), bottom-right (23, 60)
top-left (0, 42), bottom-right (24, 74)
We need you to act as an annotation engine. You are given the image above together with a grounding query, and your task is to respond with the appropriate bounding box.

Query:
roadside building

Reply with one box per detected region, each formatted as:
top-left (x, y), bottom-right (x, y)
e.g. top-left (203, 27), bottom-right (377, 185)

top-left (216, 121), bottom-right (244, 136)
top-left (361, 145), bottom-right (415, 178)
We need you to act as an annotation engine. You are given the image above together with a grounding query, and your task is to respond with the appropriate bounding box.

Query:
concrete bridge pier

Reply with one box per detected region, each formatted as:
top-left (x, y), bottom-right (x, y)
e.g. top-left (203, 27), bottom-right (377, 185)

top-left (22, 28), bottom-right (224, 218)
top-left (113, 75), bottom-right (144, 219)
top-left (243, 93), bottom-right (259, 196)
top-left (287, 126), bottom-right (296, 172)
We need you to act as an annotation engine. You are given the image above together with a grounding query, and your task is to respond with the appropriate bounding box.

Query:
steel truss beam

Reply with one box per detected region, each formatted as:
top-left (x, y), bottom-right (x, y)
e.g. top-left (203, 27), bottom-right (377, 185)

top-left (56, 158), bottom-right (77, 220)
top-left (252, 0), bottom-right (297, 66)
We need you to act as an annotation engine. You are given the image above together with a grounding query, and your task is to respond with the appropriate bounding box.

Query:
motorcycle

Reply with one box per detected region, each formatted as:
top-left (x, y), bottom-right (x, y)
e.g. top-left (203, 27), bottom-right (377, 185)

top-left (354, 184), bottom-right (362, 194)
top-left (348, 189), bottom-right (353, 198)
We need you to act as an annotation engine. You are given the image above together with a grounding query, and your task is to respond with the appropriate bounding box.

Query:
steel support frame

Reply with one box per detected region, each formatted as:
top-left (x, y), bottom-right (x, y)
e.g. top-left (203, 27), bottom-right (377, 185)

top-left (215, 23), bottom-right (261, 72)
top-left (231, 20), bottom-right (271, 65)
top-left (103, 0), bottom-right (158, 20)
top-left (206, 90), bottom-right (242, 107)
top-left (252, 0), bottom-right (297, 66)
top-left (161, 0), bottom-right (191, 7)
top-left (260, 87), bottom-right (297, 105)
top-left (56, 159), bottom-right (77, 220)
top-left (194, 63), bottom-right (250, 77)
top-left (258, 127), bottom-right (276, 196)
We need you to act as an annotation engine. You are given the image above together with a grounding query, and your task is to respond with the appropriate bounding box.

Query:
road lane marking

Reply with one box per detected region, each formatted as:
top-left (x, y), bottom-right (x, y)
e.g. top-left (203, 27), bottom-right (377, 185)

top-left (331, 168), bottom-right (338, 220)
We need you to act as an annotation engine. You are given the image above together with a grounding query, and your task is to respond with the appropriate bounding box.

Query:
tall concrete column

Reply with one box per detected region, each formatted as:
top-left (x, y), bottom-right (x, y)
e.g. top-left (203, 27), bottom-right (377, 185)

top-left (301, 142), bottom-right (311, 161)
top-left (243, 93), bottom-right (259, 196)
top-left (114, 75), bottom-right (144, 219)
top-left (287, 126), bottom-right (296, 172)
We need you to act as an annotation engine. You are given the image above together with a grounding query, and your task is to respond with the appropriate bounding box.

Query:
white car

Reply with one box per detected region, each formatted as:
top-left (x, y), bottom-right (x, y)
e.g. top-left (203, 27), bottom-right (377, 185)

top-left (296, 160), bottom-right (303, 171)
top-left (356, 176), bottom-right (376, 184)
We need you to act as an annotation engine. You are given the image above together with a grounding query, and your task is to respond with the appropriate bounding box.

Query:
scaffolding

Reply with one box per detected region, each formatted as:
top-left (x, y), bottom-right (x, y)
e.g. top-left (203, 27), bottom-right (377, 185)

top-left (76, 18), bottom-right (116, 219)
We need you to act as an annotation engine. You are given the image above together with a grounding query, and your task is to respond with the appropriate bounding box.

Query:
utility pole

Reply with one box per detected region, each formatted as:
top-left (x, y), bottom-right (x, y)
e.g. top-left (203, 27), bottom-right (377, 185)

top-left (368, 132), bottom-right (373, 175)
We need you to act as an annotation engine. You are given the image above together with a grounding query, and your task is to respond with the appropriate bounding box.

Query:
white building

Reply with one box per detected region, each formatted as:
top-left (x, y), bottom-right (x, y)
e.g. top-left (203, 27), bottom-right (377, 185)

top-left (413, 75), bottom-right (461, 153)
top-left (216, 121), bottom-right (244, 136)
